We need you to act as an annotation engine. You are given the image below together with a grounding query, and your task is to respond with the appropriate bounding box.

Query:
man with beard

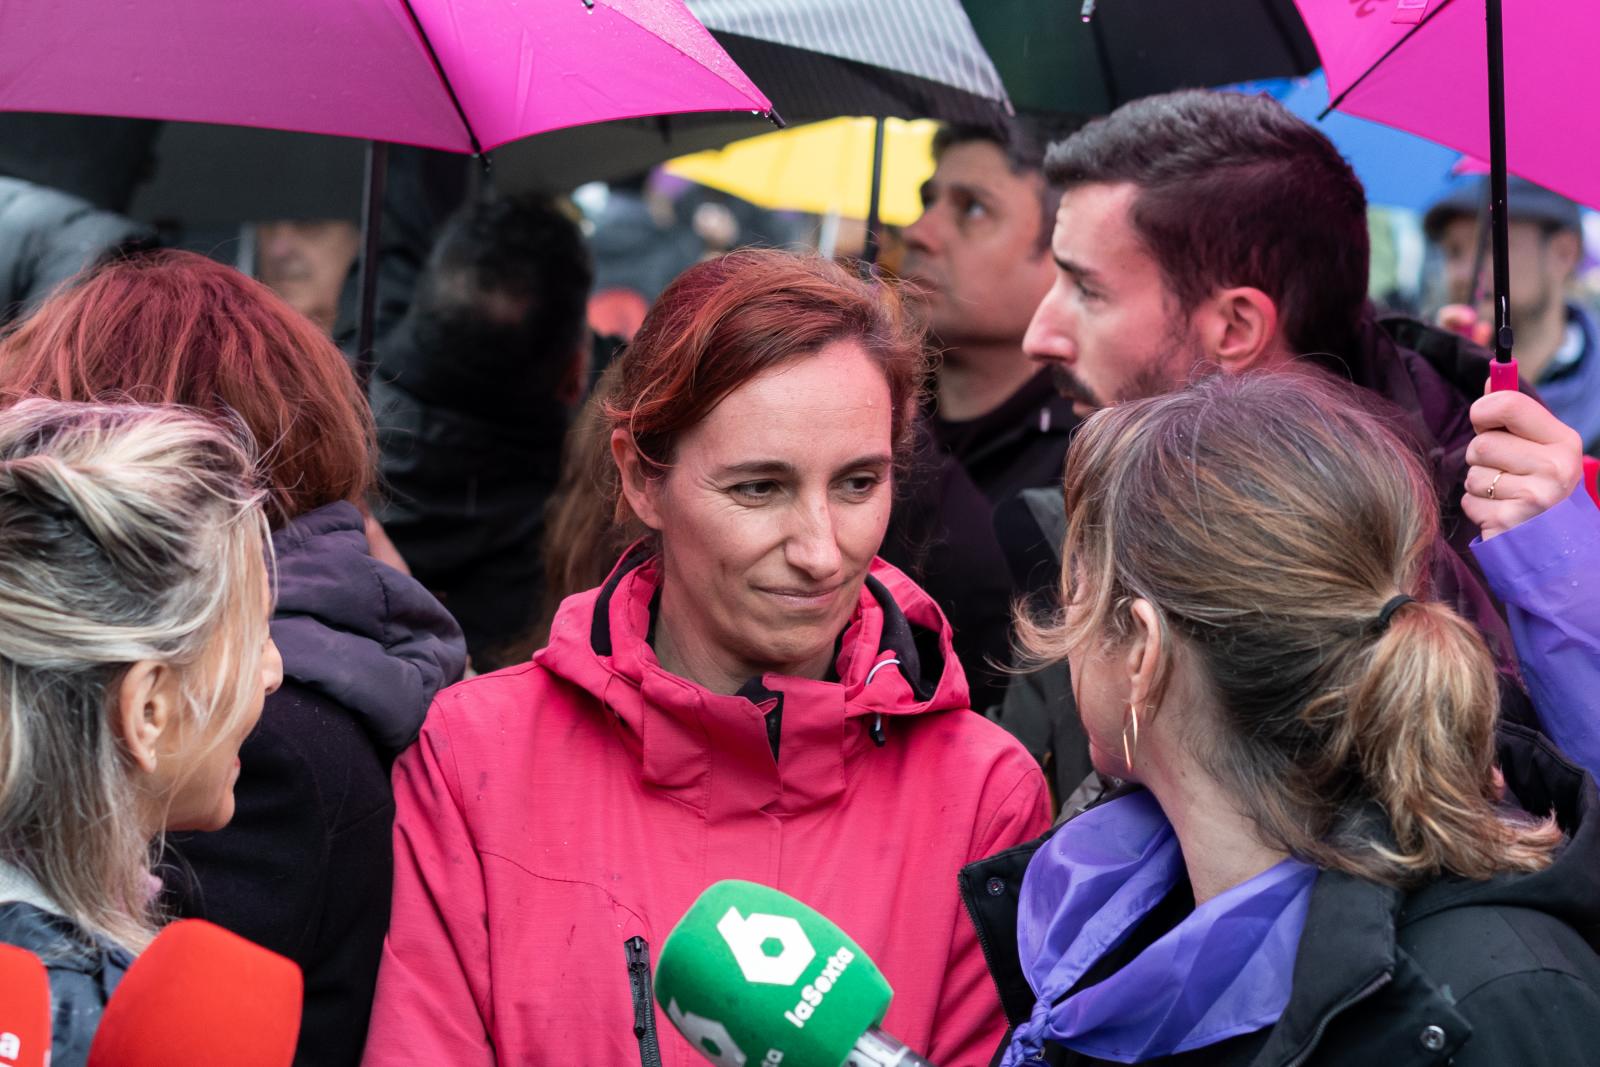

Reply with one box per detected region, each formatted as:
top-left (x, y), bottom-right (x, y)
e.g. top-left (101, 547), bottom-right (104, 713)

top-left (880, 120), bottom-right (1079, 746)
top-left (1012, 90), bottom-right (1531, 806)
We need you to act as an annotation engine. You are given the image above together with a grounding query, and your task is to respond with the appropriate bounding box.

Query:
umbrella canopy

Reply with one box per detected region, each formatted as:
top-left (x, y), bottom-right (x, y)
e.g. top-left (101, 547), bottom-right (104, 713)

top-left (1300, 0), bottom-right (1595, 377)
top-left (1299, 1), bottom-right (1596, 212)
top-left (689, 0), bottom-right (1010, 126)
top-left (961, 0), bottom-right (1317, 116)
top-left (0, 0), bottom-right (771, 153)
top-left (663, 117), bottom-right (937, 225)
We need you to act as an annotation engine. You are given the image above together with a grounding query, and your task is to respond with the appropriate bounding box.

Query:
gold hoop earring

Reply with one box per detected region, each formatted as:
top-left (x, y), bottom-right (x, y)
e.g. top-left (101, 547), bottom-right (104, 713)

top-left (1122, 702), bottom-right (1142, 769)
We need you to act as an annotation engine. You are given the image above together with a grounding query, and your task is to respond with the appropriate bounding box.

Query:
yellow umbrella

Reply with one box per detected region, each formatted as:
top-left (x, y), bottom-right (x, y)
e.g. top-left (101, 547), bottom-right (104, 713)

top-left (664, 116), bottom-right (938, 227)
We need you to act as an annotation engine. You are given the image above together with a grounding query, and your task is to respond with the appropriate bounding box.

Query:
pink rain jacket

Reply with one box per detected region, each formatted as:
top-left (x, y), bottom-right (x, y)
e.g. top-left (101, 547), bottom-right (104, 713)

top-left (363, 551), bottom-right (1049, 1066)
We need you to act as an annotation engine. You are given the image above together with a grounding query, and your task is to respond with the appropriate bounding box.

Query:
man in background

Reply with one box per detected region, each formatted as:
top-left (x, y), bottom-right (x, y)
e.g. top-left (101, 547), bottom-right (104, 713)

top-left (1426, 177), bottom-right (1600, 455)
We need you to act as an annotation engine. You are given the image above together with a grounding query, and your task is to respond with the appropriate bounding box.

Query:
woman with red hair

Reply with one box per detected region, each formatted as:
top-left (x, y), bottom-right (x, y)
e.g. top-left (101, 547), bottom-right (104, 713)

top-left (0, 250), bottom-right (467, 1067)
top-left (364, 249), bottom-right (1049, 1066)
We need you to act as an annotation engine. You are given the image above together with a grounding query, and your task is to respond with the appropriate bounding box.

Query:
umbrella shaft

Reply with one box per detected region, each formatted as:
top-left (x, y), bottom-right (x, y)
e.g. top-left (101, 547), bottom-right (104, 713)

top-left (1486, 0), bottom-right (1513, 362)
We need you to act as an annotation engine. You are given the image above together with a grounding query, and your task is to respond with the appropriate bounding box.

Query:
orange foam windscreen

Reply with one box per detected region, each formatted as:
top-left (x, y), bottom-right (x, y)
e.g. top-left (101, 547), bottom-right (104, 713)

top-left (87, 919), bottom-right (301, 1067)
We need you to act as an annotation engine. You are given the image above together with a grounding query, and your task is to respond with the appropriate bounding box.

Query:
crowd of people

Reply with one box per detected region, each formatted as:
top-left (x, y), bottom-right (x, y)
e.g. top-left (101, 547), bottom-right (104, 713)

top-left (1, 86), bottom-right (1598, 1067)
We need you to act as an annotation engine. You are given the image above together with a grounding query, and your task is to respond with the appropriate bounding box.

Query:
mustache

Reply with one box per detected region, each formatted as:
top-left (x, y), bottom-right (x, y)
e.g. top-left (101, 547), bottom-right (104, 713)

top-left (1047, 364), bottom-right (1104, 410)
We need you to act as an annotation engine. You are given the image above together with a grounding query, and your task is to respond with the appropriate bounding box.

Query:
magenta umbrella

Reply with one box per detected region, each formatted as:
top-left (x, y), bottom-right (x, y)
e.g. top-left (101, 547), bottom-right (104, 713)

top-left (0, 0), bottom-right (772, 361)
top-left (0, 0), bottom-right (770, 153)
top-left (1297, 0), bottom-right (1592, 384)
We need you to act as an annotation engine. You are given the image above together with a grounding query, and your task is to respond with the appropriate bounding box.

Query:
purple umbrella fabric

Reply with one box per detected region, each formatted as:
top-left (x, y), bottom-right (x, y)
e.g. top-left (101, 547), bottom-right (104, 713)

top-left (1297, 0), bottom-right (1597, 211)
top-left (0, 0), bottom-right (771, 153)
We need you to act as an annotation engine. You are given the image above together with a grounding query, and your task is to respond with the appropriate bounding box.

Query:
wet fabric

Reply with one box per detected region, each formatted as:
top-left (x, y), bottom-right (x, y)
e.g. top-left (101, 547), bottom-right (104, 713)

top-left (1002, 791), bottom-right (1315, 1065)
top-left (1474, 486), bottom-right (1600, 777)
top-left (364, 550), bottom-right (1049, 1067)
top-left (164, 500), bottom-right (465, 1067)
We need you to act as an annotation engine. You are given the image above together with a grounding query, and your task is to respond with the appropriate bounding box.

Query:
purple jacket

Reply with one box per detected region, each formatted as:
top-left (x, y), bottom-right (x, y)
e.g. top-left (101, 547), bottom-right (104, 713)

top-left (1473, 487), bottom-right (1600, 778)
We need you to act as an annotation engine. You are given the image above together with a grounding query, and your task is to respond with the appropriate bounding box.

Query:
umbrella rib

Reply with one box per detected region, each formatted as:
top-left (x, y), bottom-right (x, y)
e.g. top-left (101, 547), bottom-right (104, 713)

top-left (1320, 0), bottom-right (1455, 120)
top-left (396, 0), bottom-right (483, 155)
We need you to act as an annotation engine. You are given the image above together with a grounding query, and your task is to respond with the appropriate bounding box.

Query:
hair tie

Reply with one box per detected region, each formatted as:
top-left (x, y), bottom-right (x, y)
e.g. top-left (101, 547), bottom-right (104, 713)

top-left (1374, 594), bottom-right (1415, 633)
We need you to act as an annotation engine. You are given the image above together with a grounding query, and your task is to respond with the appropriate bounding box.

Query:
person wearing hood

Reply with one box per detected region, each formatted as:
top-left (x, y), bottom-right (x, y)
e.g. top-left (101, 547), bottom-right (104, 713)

top-left (363, 249), bottom-right (1051, 1067)
top-left (0, 251), bottom-right (468, 1067)
top-left (370, 194), bottom-right (594, 672)
top-left (965, 372), bottom-right (1600, 1066)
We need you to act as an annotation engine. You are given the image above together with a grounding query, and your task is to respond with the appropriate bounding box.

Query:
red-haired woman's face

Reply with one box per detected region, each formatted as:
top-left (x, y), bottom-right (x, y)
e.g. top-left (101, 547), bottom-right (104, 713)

top-left (617, 341), bottom-right (894, 691)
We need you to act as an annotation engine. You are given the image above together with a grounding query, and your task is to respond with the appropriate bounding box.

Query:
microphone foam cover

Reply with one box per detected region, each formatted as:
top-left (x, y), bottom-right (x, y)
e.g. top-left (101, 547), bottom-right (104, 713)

top-left (0, 943), bottom-right (51, 1067)
top-left (88, 919), bottom-right (301, 1067)
top-left (656, 880), bottom-right (893, 1067)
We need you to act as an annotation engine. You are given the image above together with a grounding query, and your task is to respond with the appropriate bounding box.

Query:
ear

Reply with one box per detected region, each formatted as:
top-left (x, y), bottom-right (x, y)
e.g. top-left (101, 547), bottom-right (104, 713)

top-left (1123, 598), bottom-right (1164, 712)
top-left (1197, 286), bottom-right (1280, 373)
top-left (609, 428), bottom-right (665, 531)
top-left (114, 660), bottom-right (181, 774)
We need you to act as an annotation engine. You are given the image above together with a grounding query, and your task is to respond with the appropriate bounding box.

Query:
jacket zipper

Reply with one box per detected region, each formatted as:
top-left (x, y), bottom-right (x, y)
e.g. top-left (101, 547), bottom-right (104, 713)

top-left (625, 936), bottom-right (664, 1067)
top-left (1281, 971), bottom-right (1392, 1067)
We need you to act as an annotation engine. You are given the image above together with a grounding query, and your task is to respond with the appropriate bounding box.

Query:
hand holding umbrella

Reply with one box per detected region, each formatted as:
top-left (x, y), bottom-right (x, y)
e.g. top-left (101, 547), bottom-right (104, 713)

top-left (1463, 389), bottom-right (1587, 539)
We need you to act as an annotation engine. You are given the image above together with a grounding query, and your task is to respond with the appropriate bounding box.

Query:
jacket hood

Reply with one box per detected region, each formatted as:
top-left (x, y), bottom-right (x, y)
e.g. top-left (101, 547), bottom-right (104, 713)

top-left (1405, 720), bottom-right (1600, 933)
top-left (270, 501), bottom-right (467, 754)
top-left (534, 545), bottom-right (971, 814)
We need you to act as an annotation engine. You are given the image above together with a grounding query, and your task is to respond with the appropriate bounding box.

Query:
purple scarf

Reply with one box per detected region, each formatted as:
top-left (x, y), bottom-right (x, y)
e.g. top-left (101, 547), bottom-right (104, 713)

top-left (1000, 791), bottom-right (1317, 1065)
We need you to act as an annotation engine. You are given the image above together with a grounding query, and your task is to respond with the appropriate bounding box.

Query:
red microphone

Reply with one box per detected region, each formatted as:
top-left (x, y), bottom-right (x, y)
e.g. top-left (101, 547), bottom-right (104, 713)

top-left (87, 919), bottom-right (301, 1067)
top-left (0, 943), bottom-right (50, 1067)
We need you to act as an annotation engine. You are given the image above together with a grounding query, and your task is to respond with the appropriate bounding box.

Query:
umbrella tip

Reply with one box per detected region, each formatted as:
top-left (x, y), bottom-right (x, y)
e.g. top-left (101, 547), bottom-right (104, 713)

top-left (1080, 0), bottom-right (1096, 22)
top-left (582, 0), bottom-right (594, 9)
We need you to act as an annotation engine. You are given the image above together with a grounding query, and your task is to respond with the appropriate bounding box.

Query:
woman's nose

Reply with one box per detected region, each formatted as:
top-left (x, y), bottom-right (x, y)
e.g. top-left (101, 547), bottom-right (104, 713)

top-left (784, 497), bottom-right (843, 579)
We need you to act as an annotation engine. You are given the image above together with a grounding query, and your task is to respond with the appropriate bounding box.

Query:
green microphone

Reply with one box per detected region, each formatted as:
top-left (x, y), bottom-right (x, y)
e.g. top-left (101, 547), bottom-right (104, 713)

top-left (655, 880), bottom-right (937, 1067)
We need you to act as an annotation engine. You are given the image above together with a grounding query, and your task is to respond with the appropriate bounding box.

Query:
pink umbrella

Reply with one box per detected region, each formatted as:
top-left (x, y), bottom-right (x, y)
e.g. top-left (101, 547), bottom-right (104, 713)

top-left (0, 0), bottom-right (772, 364)
top-left (0, 0), bottom-right (770, 153)
top-left (1297, 0), bottom-right (1593, 384)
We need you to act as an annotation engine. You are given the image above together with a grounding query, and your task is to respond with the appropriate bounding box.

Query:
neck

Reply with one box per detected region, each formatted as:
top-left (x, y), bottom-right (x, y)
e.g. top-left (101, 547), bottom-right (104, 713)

top-left (652, 581), bottom-right (831, 696)
top-left (1512, 298), bottom-right (1570, 382)
top-left (935, 341), bottom-right (1039, 423)
top-left (1143, 758), bottom-right (1288, 906)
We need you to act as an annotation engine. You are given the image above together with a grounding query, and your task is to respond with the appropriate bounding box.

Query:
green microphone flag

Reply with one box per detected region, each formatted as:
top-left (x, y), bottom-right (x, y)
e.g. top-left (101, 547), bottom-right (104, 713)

top-left (655, 880), bottom-right (896, 1067)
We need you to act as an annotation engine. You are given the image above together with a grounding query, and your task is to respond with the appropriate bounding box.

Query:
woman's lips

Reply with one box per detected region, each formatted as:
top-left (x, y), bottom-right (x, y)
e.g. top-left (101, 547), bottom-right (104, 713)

top-left (758, 585), bottom-right (844, 612)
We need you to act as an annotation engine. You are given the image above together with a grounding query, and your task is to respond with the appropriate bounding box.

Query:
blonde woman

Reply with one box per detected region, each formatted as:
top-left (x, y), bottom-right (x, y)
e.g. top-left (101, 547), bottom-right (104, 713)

top-left (0, 400), bottom-right (283, 1065)
top-left (964, 373), bottom-right (1600, 1066)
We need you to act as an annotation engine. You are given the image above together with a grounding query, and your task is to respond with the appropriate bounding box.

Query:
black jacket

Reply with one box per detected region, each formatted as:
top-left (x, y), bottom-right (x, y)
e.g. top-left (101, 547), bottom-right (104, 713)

top-left (883, 373), bottom-right (1078, 713)
top-left (962, 721), bottom-right (1600, 1066)
top-left (162, 501), bottom-right (467, 1067)
top-left (370, 317), bottom-right (570, 671)
top-left (0, 902), bottom-right (132, 1067)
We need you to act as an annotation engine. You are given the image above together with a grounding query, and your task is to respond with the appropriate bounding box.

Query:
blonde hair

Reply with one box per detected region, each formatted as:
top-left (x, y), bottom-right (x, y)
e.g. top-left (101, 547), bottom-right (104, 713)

top-left (1019, 372), bottom-right (1559, 887)
top-left (0, 399), bottom-right (269, 949)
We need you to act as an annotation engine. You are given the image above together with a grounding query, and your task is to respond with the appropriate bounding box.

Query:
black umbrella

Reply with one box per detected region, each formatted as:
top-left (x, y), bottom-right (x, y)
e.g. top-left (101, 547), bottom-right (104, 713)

top-left (962, 0), bottom-right (1318, 116)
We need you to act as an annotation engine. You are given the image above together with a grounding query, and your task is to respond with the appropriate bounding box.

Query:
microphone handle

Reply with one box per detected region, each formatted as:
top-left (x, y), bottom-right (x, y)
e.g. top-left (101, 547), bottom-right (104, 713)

top-left (846, 1024), bottom-right (938, 1067)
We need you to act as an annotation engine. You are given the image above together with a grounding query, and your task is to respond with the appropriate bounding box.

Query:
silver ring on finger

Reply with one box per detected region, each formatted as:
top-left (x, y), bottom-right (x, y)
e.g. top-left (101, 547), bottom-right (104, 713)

top-left (1487, 470), bottom-right (1504, 499)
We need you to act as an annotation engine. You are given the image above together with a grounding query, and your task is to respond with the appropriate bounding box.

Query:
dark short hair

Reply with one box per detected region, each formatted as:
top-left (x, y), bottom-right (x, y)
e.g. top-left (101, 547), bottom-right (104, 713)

top-left (1045, 91), bottom-right (1370, 357)
top-left (412, 194), bottom-right (594, 401)
top-left (933, 116), bottom-right (1084, 253)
